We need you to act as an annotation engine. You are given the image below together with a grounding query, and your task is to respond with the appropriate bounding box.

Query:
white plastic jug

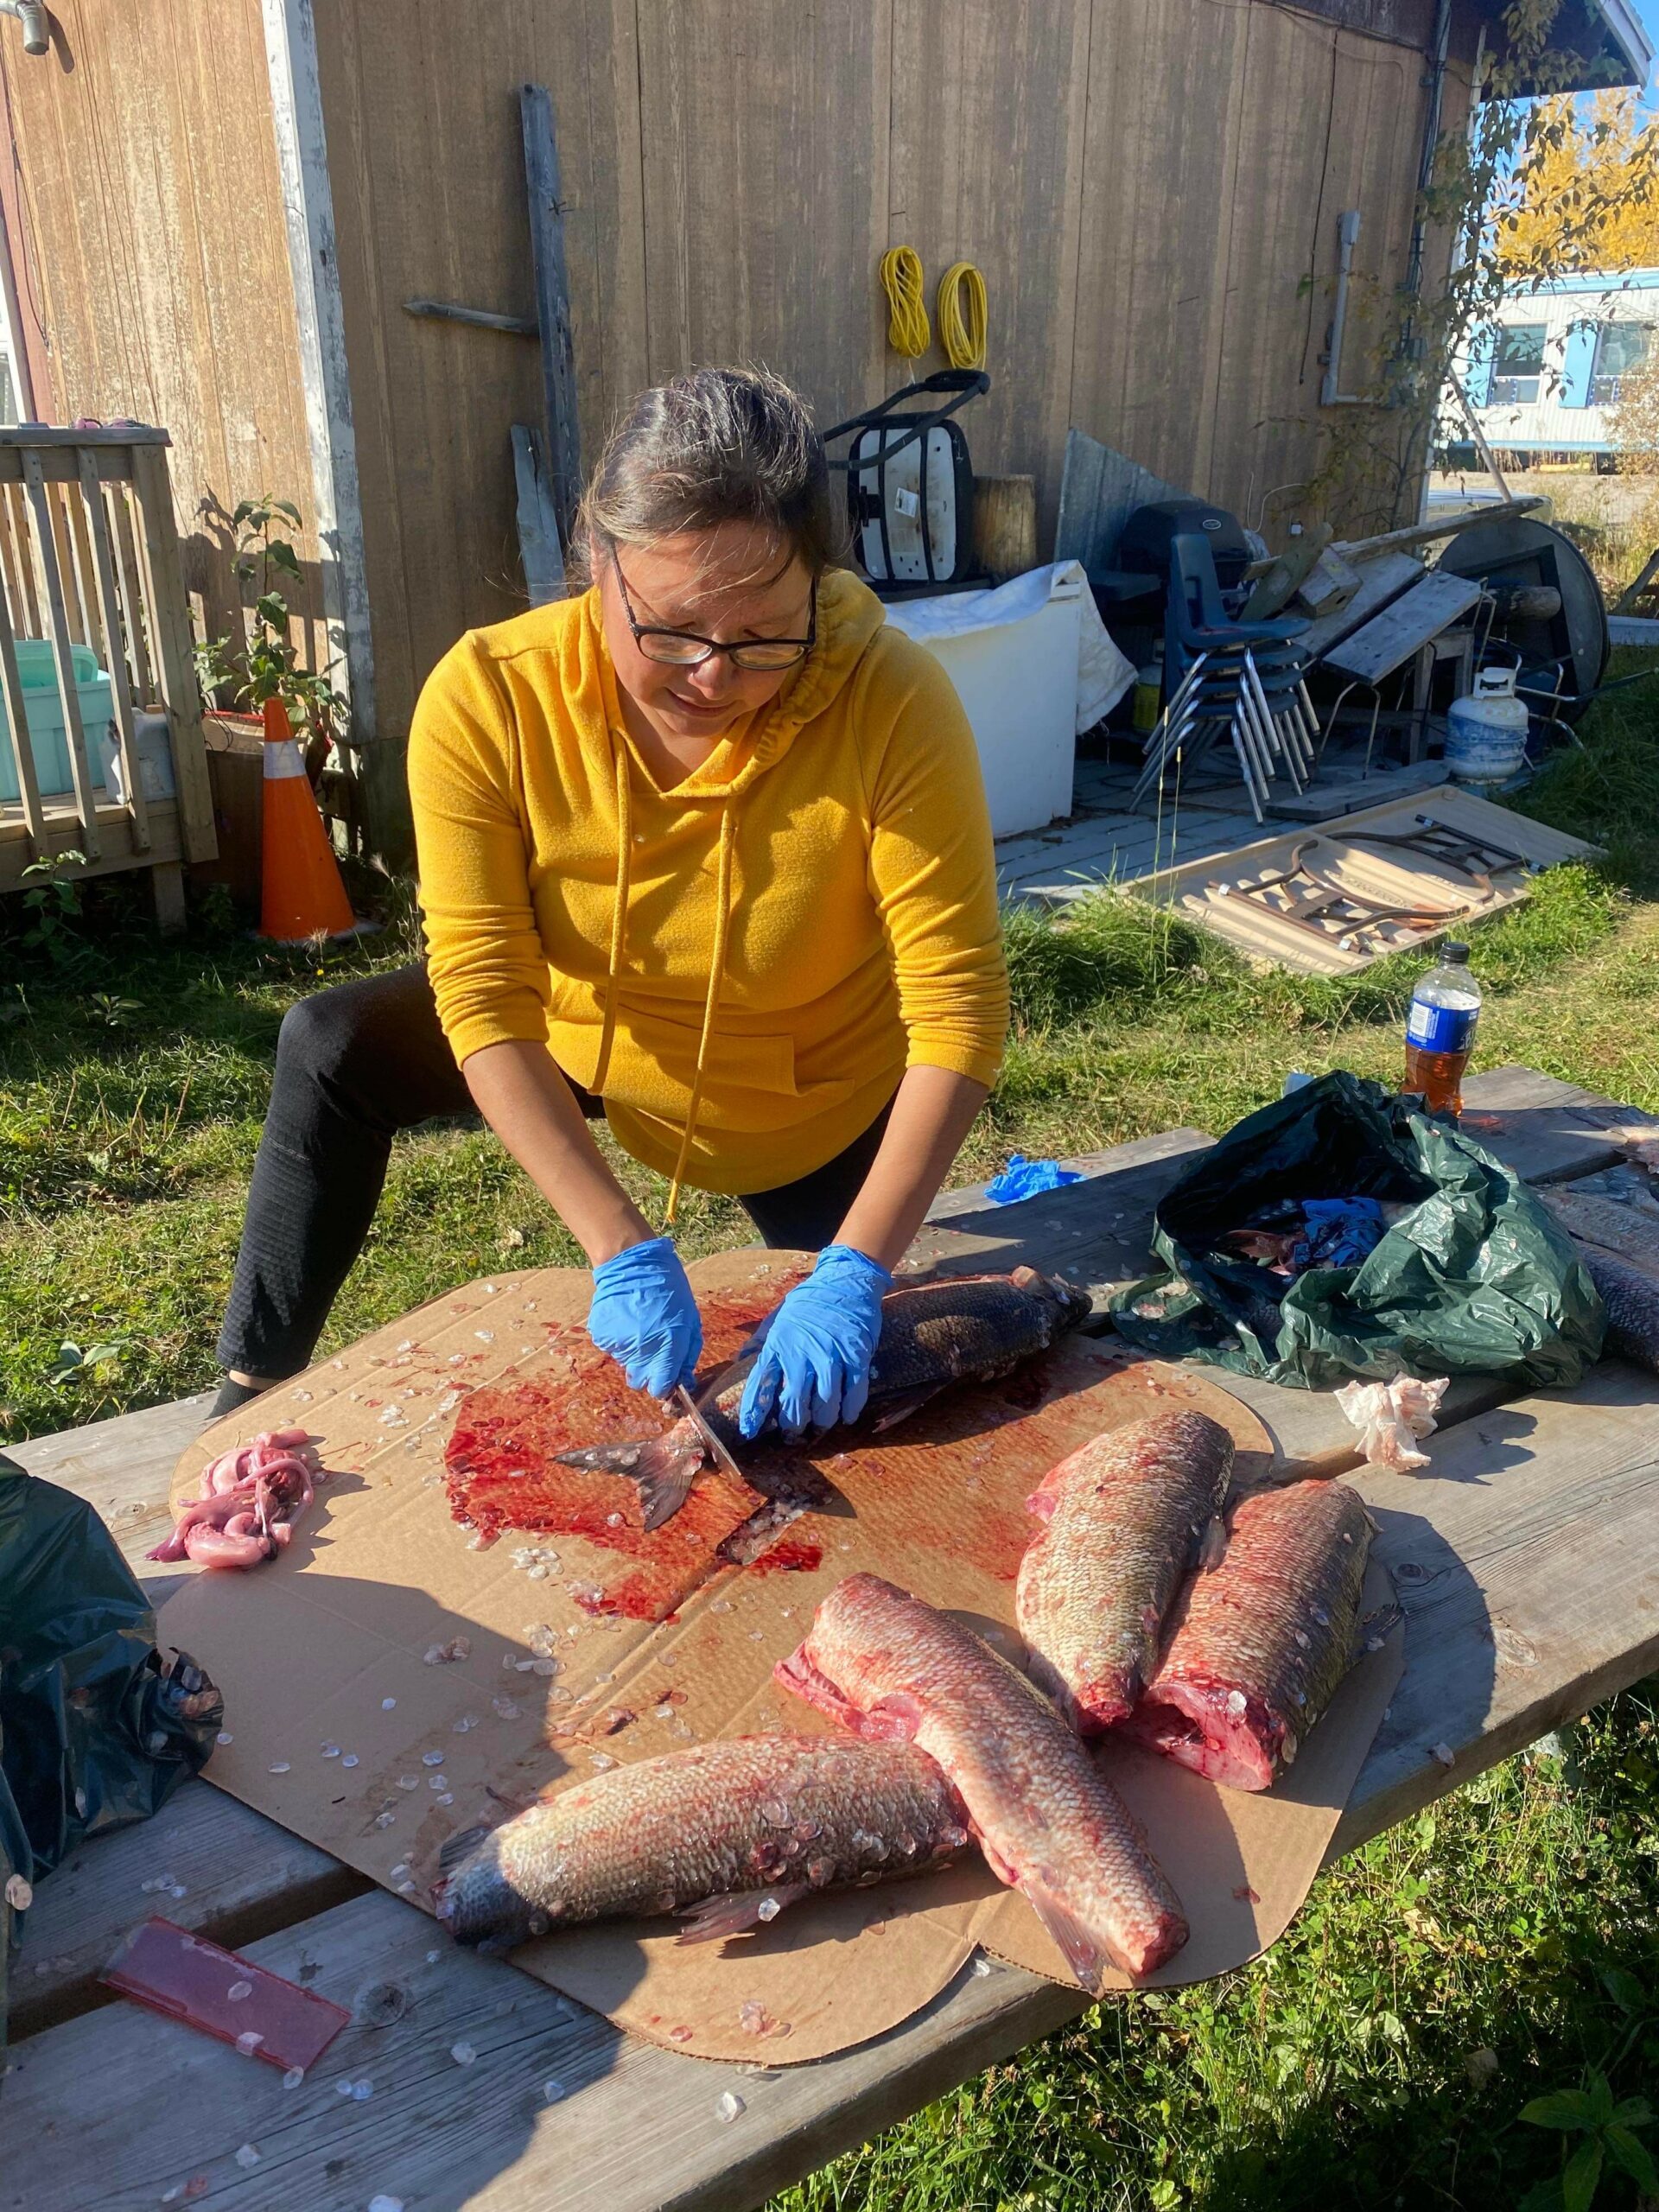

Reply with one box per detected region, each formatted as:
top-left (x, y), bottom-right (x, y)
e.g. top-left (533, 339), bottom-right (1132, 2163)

top-left (1445, 665), bottom-right (1529, 789)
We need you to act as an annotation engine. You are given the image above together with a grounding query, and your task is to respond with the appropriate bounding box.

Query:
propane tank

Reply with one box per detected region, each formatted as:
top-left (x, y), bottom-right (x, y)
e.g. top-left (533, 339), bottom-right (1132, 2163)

top-left (1445, 664), bottom-right (1530, 790)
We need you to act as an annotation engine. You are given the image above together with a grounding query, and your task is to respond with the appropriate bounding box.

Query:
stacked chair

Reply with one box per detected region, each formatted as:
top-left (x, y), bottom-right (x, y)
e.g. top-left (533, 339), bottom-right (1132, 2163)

top-left (1130, 533), bottom-right (1318, 823)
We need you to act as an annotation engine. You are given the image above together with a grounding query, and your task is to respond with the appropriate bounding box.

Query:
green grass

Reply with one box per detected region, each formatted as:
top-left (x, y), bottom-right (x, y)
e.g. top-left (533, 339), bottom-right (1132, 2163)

top-left (5, 661), bottom-right (1659, 2207)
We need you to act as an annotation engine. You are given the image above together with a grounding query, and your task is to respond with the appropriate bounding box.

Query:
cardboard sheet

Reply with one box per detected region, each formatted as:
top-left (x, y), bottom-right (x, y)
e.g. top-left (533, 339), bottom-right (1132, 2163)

top-left (161, 1251), bottom-right (1401, 2063)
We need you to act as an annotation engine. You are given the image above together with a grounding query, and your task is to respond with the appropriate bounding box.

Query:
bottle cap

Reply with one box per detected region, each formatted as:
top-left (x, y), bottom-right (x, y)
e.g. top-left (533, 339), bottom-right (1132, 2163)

top-left (1442, 941), bottom-right (1470, 963)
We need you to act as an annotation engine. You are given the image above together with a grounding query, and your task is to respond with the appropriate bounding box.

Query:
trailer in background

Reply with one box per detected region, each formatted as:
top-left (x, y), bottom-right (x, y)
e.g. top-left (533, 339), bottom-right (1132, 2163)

top-left (1450, 269), bottom-right (1659, 472)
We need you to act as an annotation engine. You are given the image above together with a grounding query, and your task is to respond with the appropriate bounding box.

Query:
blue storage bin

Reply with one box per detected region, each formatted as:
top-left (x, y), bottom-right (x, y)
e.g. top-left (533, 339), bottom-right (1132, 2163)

top-left (0, 639), bottom-right (116, 804)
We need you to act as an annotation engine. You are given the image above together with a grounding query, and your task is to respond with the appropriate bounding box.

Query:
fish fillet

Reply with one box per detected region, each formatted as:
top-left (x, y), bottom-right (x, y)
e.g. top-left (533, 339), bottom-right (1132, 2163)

top-left (777, 1573), bottom-right (1188, 1986)
top-left (1016, 1409), bottom-right (1235, 1732)
top-left (435, 1734), bottom-right (969, 1950)
top-left (1122, 1479), bottom-right (1370, 1792)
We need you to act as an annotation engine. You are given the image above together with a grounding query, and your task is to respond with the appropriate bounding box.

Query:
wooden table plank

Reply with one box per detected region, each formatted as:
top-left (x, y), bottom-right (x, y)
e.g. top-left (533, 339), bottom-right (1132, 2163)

top-left (0, 1888), bottom-right (1079, 2212)
top-left (9, 1781), bottom-right (365, 2041)
top-left (1332, 1355), bottom-right (1659, 1855)
top-left (1458, 1064), bottom-right (1659, 1186)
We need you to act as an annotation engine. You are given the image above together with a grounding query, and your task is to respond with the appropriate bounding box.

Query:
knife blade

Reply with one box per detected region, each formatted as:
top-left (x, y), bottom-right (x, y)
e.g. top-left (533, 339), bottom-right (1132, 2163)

top-left (673, 1372), bottom-right (752, 1489)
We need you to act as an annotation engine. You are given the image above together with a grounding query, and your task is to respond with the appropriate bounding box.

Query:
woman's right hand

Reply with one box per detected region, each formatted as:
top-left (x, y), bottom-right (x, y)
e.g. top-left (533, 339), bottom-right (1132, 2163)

top-left (587, 1235), bottom-right (703, 1400)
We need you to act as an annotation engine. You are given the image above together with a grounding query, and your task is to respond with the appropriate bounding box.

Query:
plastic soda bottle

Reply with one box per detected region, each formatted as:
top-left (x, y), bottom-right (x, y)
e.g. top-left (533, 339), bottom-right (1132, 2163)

top-left (1404, 940), bottom-right (1481, 1115)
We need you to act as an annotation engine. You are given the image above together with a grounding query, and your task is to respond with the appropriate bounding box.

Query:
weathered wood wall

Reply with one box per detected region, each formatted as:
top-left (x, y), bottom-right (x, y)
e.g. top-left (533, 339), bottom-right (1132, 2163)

top-left (319, 0), bottom-right (1467, 750)
top-left (0, 1), bottom-right (327, 660)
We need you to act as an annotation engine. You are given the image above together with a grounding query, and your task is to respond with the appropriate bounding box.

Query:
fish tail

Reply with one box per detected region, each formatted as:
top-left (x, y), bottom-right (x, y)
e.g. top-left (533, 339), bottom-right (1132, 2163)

top-left (631, 1432), bottom-right (708, 1529)
top-left (1017, 1873), bottom-right (1111, 1996)
top-left (674, 1879), bottom-right (811, 1944)
top-left (438, 1822), bottom-right (495, 1875)
top-left (553, 1423), bottom-right (708, 1529)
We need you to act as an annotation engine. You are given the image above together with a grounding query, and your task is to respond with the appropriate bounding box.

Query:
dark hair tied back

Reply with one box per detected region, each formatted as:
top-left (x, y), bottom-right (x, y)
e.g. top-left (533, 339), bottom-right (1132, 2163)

top-left (576, 365), bottom-right (847, 582)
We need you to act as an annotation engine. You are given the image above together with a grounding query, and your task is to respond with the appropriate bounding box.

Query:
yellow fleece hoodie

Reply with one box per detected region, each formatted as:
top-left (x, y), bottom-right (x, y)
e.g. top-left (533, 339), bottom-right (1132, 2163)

top-left (407, 569), bottom-right (1007, 1201)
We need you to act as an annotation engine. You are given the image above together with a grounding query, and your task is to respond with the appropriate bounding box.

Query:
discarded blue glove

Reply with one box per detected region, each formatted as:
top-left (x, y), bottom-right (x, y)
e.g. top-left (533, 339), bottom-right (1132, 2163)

top-left (1291, 1197), bottom-right (1387, 1273)
top-left (587, 1235), bottom-right (702, 1399)
top-left (985, 1154), bottom-right (1084, 1205)
top-left (737, 1243), bottom-right (893, 1439)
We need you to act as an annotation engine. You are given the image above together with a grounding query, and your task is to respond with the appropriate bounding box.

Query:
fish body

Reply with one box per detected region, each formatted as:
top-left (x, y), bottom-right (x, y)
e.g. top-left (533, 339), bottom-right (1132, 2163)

top-left (148, 1427), bottom-right (322, 1569)
top-left (1016, 1410), bottom-right (1235, 1732)
top-left (558, 1267), bottom-right (1093, 1529)
top-left (435, 1733), bottom-right (969, 1950)
top-left (776, 1573), bottom-right (1188, 1986)
top-left (1539, 1185), bottom-right (1659, 1269)
top-left (1570, 1238), bottom-right (1659, 1373)
top-left (1122, 1478), bottom-right (1370, 1792)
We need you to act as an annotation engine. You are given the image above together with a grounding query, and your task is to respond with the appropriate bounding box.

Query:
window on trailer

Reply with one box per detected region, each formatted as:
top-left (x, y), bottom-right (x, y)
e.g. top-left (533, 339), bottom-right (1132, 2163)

top-left (1495, 322), bottom-right (1557, 404)
top-left (1492, 323), bottom-right (1548, 405)
top-left (1592, 321), bottom-right (1650, 405)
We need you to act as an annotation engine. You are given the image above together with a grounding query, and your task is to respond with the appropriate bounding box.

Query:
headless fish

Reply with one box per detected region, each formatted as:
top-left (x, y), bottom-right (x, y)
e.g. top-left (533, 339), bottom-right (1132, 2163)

top-left (556, 1268), bottom-right (1093, 1531)
top-left (147, 1427), bottom-right (324, 1569)
top-left (777, 1573), bottom-right (1187, 1986)
top-left (435, 1733), bottom-right (970, 1950)
top-left (1017, 1410), bottom-right (1235, 1732)
top-left (1121, 1478), bottom-right (1370, 1792)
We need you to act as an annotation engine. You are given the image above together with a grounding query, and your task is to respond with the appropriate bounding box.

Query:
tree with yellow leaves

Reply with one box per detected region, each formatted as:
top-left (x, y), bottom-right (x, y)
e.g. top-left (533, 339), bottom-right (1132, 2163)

top-left (1497, 90), bottom-right (1659, 281)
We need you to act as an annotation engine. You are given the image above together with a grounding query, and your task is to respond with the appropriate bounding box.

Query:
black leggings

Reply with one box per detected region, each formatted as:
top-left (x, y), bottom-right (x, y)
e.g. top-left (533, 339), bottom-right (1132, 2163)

top-left (216, 963), bottom-right (893, 1380)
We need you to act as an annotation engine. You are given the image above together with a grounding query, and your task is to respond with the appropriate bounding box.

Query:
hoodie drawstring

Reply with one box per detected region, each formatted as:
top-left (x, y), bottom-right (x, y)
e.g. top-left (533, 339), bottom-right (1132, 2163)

top-left (590, 744), bottom-right (632, 1097)
top-left (591, 731), bottom-right (737, 1229)
top-left (665, 804), bottom-right (735, 1226)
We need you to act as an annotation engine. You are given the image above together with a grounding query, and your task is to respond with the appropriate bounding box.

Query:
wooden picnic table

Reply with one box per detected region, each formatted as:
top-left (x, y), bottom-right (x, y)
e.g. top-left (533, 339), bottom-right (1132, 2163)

top-left (4, 1065), bottom-right (1659, 2212)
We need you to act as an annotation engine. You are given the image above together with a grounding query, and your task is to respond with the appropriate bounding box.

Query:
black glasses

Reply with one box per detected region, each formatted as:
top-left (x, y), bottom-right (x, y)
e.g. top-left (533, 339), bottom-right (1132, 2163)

top-left (610, 553), bottom-right (816, 672)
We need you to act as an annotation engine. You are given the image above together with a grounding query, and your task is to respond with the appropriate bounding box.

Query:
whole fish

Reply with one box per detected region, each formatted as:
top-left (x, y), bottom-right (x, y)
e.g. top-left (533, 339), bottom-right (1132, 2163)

top-left (1122, 1478), bottom-right (1370, 1792)
top-left (558, 1268), bottom-right (1093, 1530)
top-left (435, 1733), bottom-right (970, 1950)
top-left (777, 1573), bottom-right (1188, 1986)
top-left (1567, 1238), bottom-right (1659, 1374)
top-left (1017, 1409), bottom-right (1235, 1732)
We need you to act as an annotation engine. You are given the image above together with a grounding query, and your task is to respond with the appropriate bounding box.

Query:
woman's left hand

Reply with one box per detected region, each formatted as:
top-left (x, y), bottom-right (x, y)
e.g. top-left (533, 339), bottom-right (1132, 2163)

top-left (738, 1244), bottom-right (893, 1439)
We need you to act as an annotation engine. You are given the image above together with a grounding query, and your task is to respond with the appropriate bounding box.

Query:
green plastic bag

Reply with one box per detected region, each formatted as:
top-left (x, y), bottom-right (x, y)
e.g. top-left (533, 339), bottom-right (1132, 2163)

top-left (0, 1452), bottom-right (221, 2063)
top-left (1109, 1071), bottom-right (1605, 1392)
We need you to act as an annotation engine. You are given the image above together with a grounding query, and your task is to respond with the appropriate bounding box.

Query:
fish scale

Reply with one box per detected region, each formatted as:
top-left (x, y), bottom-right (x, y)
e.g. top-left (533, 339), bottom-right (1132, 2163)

top-left (1016, 1409), bottom-right (1236, 1732)
top-left (436, 1734), bottom-right (969, 1950)
top-left (1122, 1478), bottom-right (1371, 1792)
top-left (777, 1573), bottom-right (1188, 1986)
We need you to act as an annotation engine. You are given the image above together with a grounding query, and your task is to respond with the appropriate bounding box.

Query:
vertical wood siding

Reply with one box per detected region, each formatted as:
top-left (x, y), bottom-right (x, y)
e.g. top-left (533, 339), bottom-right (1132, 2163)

top-left (0, 1), bottom-right (324, 658)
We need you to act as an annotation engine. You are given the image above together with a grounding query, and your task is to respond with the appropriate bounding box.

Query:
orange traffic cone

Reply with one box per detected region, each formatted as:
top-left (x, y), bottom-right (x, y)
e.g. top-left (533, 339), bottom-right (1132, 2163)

top-left (258, 697), bottom-right (359, 944)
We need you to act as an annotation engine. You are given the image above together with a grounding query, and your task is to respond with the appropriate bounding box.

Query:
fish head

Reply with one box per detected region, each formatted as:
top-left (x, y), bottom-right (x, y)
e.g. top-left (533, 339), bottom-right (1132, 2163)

top-left (779, 1573), bottom-right (925, 1734)
top-left (1010, 1267), bottom-right (1094, 1338)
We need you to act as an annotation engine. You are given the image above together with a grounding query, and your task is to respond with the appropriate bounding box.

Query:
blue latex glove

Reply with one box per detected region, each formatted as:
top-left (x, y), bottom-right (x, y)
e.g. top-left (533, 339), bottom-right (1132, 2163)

top-left (737, 1243), bottom-right (893, 1439)
top-left (587, 1236), bottom-right (702, 1399)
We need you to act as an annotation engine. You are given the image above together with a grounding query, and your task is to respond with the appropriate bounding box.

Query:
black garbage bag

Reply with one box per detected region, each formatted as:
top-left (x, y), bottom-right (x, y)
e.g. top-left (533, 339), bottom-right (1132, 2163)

top-left (0, 1452), bottom-right (221, 2050)
top-left (1109, 1070), bottom-right (1605, 1392)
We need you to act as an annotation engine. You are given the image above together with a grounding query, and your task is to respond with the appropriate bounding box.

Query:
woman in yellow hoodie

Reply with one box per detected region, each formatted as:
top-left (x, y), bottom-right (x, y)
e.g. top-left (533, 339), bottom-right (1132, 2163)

top-left (211, 366), bottom-right (1007, 1439)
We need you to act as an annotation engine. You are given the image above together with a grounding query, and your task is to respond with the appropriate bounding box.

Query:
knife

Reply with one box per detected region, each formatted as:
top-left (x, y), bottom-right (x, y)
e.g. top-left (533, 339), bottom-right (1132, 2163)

top-left (673, 1363), bottom-right (753, 1488)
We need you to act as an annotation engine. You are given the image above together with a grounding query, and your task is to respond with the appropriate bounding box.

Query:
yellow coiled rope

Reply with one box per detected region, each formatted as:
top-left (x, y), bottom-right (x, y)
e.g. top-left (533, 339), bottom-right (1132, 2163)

top-left (936, 259), bottom-right (988, 371)
top-left (880, 245), bottom-right (931, 360)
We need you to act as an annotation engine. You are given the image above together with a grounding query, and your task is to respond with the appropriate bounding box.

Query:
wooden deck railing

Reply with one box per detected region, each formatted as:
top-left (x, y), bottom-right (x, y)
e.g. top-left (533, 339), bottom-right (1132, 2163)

top-left (0, 424), bottom-right (215, 924)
